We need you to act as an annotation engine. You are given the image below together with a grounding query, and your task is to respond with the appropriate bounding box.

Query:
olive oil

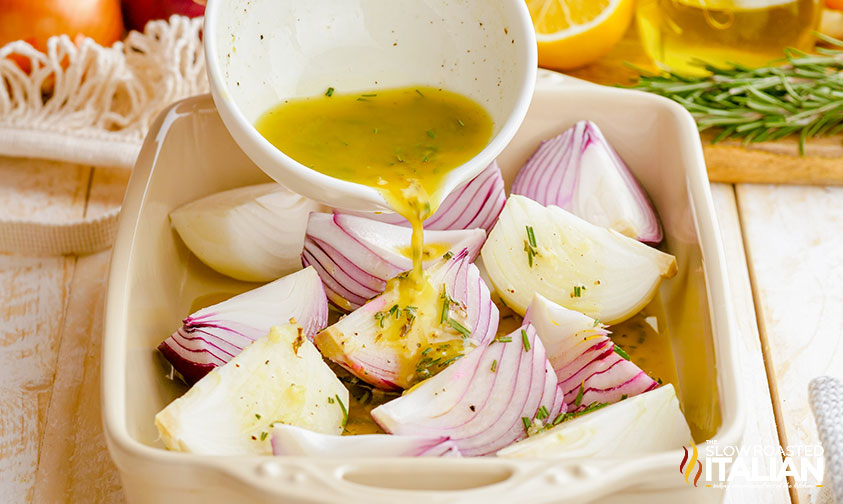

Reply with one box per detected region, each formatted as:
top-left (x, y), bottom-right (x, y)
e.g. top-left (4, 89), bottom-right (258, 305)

top-left (636, 0), bottom-right (821, 75)
top-left (609, 312), bottom-right (678, 388)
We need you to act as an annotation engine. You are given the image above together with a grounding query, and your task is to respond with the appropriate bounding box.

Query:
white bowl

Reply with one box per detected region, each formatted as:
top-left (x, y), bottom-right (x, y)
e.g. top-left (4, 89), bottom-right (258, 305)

top-left (204, 0), bottom-right (537, 212)
top-left (102, 74), bottom-right (744, 503)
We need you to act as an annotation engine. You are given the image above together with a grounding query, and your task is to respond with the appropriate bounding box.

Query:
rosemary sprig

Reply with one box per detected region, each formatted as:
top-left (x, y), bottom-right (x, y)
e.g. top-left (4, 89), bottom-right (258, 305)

top-left (630, 34), bottom-right (843, 155)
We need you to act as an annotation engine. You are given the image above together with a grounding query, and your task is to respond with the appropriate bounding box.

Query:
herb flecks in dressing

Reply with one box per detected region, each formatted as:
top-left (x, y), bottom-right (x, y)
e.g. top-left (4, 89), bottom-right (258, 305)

top-left (258, 86), bottom-right (492, 382)
top-left (256, 85), bottom-right (493, 281)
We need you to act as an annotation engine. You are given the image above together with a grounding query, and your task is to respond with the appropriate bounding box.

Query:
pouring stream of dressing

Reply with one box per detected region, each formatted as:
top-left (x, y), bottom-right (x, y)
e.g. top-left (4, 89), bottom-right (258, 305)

top-left (257, 85), bottom-right (493, 386)
top-left (256, 85), bottom-right (493, 282)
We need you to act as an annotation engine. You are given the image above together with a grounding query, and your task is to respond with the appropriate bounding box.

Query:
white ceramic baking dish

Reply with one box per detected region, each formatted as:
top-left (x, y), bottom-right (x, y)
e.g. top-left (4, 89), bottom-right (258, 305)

top-left (102, 73), bottom-right (745, 504)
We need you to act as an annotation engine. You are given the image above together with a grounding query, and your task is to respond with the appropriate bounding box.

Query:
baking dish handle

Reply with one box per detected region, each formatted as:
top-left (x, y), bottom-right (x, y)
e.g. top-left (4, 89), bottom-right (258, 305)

top-left (218, 456), bottom-right (657, 503)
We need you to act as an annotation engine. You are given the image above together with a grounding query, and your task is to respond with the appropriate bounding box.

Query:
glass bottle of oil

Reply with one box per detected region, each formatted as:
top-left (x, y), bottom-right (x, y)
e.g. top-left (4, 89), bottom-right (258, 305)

top-left (636, 0), bottom-right (822, 75)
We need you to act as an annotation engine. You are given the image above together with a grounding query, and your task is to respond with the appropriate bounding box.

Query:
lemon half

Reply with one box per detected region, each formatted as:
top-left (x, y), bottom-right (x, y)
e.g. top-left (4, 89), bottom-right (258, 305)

top-left (527, 0), bottom-right (635, 70)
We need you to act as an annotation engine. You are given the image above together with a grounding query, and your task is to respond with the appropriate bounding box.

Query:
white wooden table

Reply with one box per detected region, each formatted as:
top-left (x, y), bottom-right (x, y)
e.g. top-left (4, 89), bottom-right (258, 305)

top-left (0, 156), bottom-right (840, 503)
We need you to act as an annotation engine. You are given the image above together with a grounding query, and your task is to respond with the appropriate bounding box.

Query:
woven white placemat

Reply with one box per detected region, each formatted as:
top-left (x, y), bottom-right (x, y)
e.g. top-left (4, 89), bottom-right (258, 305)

top-left (0, 15), bottom-right (208, 256)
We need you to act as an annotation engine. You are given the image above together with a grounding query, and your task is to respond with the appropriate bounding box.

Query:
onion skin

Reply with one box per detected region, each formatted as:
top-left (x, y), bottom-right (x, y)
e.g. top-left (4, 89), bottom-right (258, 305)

top-left (557, 339), bottom-right (658, 412)
top-left (524, 294), bottom-right (658, 412)
top-left (314, 249), bottom-right (498, 391)
top-left (158, 267), bottom-right (329, 384)
top-left (511, 121), bottom-right (662, 243)
top-left (302, 213), bottom-right (486, 311)
top-left (370, 323), bottom-right (564, 456)
top-left (270, 424), bottom-right (458, 457)
top-left (348, 161), bottom-right (505, 232)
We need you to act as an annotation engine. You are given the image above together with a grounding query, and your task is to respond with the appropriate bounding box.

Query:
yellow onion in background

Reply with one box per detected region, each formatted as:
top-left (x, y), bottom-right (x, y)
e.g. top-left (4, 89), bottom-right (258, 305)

top-left (0, 0), bottom-right (124, 50)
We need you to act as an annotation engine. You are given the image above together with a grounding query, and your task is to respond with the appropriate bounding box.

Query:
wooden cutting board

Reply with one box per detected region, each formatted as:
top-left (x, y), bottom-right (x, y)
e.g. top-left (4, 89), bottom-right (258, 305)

top-left (566, 27), bottom-right (843, 186)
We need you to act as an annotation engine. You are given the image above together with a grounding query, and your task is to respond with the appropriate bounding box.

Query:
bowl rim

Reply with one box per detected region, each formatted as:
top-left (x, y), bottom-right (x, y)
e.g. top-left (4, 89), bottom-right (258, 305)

top-left (202, 0), bottom-right (539, 212)
top-left (102, 78), bottom-right (746, 502)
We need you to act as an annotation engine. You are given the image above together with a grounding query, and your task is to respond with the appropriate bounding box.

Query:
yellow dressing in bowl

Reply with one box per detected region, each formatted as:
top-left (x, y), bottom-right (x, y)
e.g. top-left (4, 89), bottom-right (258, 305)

top-left (255, 86), bottom-right (492, 215)
top-left (256, 86), bottom-right (493, 279)
top-left (257, 85), bottom-right (493, 383)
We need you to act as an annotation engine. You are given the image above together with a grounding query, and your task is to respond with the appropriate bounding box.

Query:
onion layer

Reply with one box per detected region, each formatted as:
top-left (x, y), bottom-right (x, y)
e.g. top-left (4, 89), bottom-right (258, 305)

top-left (481, 195), bottom-right (677, 324)
top-left (170, 183), bottom-right (321, 282)
top-left (348, 161), bottom-right (505, 232)
top-left (158, 267), bottom-right (328, 384)
top-left (524, 294), bottom-right (658, 412)
top-left (497, 384), bottom-right (691, 459)
top-left (314, 249), bottom-right (498, 390)
top-left (511, 121), bottom-right (662, 243)
top-left (303, 213), bottom-right (486, 311)
top-left (271, 424), bottom-right (459, 457)
top-left (370, 323), bottom-right (565, 456)
top-left (155, 325), bottom-right (348, 455)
